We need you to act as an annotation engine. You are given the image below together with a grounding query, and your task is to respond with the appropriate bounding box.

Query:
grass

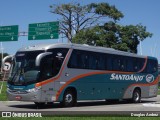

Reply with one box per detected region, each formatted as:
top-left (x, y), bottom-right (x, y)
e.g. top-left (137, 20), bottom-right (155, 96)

top-left (158, 89), bottom-right (160, 95)
top-left (0, 81), bottom-right (7, 101)
top-left (1, 117), bottom-right (160, 120)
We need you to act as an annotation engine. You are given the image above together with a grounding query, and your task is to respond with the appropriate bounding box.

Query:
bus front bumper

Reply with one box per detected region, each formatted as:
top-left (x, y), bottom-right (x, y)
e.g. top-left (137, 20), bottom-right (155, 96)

top-left (7, 89), bottom-right (41, 102)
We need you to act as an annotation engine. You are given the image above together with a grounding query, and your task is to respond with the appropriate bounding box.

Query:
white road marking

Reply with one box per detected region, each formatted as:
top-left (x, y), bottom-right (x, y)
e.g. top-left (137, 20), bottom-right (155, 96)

top-left (143, 103), bottom-right (160, 107)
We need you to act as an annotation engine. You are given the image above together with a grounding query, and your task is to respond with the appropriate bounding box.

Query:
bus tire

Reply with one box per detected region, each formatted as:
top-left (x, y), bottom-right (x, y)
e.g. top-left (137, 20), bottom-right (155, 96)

top-left (132, 89), bottom-right (141, 103)
top-left (62, 89), bottom-right (76, 107)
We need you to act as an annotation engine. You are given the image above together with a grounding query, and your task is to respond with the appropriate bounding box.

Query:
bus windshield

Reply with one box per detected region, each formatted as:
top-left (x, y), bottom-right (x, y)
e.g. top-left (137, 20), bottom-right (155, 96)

top-left (8, 48), bottom-right (69, 85)
top-left (8, 51), bottom-right (43, 85)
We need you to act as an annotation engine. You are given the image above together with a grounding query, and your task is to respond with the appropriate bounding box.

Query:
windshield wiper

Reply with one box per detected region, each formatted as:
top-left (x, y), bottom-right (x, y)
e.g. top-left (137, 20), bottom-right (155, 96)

top-left (11, 69), bottom-right (19, 83)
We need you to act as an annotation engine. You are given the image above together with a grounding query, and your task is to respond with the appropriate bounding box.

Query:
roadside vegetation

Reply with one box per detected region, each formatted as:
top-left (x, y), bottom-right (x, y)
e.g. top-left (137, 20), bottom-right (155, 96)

top-left (158, 85), bottom-right (160, 94)
top-left (1, 117), bottom-right (160, 120)
top-left (50, 3), bottom-right (152, 53)
top-left (0, 81), bottom-right (7, 101)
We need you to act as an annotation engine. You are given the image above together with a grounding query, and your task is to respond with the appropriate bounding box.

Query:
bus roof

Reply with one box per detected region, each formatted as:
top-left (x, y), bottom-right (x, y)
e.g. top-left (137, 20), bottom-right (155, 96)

top-left (17, 43), bottom-right (152, 59)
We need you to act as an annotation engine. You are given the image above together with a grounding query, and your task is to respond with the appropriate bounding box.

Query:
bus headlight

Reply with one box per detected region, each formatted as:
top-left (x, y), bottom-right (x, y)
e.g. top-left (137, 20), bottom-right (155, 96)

top-left (26, 86), bottom-right (41, 93)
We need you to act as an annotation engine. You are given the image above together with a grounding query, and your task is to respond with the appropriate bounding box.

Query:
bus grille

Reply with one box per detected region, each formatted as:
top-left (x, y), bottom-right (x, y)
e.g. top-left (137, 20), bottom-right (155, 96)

top-left (8, 90), bottom-right (28, 94)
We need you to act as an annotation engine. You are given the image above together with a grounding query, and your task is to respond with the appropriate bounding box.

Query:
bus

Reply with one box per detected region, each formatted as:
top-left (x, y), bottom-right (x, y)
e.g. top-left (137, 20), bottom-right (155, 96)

top-left (4, 43), bottom-right (159, 107)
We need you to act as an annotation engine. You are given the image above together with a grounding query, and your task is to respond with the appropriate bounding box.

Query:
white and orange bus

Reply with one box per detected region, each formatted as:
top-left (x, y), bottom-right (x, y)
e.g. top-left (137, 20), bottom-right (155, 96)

top-left (4, 43), bottom-right (159, 107)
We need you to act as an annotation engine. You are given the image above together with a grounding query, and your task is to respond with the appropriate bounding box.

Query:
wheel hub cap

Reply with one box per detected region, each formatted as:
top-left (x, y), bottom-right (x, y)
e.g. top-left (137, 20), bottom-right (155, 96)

top-left (65, 94), bottom-right (72, 103)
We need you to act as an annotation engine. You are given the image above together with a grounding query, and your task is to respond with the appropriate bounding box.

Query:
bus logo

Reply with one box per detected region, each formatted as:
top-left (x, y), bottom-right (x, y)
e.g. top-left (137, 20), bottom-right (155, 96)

top-left (110, 73), bottom-right (144, 82)
top-left (56, 52), bottom-right (64, 59)
top-left (146, 74), bottom-right (154, 83)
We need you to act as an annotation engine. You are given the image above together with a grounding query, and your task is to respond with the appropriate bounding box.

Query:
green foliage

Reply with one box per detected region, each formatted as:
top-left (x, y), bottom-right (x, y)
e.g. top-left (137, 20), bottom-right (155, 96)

top-left (50, 2), bottom-right (152, 53)
top-left (0, 81), bottom-right (7, 101)
top-left (73, 22), bottom-right (152, 53)
top-left (117, 24), bottom-right (152, 53)
top-left (89, 3), bottom-right (124, 21)
top-left (50, 2), bottom-right (123, 42)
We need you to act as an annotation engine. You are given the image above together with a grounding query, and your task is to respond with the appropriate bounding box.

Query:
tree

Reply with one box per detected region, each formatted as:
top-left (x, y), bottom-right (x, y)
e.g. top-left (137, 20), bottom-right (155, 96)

top-left (50, 2), bottom-right (152, 53)
top-left (50, 2), bottom-right (123, 42)
top-left (115, 24), bottom-right (152, 53)
top-left (73, 22), bottom-right (152, 53)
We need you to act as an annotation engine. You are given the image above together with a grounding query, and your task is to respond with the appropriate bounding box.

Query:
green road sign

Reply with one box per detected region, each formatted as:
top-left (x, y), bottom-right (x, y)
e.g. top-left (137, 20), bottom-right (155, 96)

top-left (28, 21), bottom-right (59, 40)
top-left (0, 25), bottom-right (18, 41)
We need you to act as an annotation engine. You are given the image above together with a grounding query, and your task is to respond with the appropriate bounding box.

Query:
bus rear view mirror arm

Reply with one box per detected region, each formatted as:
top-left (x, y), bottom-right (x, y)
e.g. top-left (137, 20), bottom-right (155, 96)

top-left (35, 52), bottom-right (52, 67)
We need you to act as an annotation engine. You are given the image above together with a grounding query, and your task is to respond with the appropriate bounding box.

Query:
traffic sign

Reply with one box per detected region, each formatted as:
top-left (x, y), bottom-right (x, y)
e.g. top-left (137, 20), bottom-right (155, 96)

top-left (0, 25), bottom-right (18, 41)
top-left (3, 62), bottom-right (11, 71)
top-left (28, 21), bottom-right (59, 40)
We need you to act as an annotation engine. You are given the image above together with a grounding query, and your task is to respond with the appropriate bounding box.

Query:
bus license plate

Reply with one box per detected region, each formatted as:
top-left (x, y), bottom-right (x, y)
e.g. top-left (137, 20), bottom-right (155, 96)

top-left (15, 96), bottom-right (22, 100)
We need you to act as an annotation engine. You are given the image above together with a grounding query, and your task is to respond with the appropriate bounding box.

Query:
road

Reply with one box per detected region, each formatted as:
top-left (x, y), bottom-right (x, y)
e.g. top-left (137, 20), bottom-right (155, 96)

top-left (0, 96), bottom-right (160, 116)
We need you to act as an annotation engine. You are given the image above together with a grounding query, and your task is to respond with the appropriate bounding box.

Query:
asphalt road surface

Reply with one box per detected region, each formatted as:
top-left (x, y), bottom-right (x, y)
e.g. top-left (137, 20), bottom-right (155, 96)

top-left (0, 96), bottom-right (160, 116)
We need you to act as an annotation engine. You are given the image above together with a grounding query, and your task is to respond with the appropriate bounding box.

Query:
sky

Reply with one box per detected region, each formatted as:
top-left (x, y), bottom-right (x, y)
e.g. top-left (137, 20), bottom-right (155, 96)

top-left (0, 0), bottom-right (160, 61)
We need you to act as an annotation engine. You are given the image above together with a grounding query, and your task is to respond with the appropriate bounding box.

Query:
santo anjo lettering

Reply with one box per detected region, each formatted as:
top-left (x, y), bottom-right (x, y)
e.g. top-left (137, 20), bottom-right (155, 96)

top-left (110, 73), bottom-right (144, 82)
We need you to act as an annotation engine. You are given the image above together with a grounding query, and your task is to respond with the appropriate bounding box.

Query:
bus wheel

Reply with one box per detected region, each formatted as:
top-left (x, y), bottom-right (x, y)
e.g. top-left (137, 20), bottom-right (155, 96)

top-left (62, 90), bottom-right (76, 107)
top-left (132, 89), bottom-right (141, 103)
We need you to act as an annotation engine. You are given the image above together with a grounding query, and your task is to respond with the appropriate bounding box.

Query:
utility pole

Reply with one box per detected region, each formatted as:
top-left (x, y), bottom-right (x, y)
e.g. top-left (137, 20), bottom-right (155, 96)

top-left (139, 40), bottom-right (142, 55)
top-left (0, 42), bottom-right (3, 72)
top-left (0, 23), bottom-right (4, 72)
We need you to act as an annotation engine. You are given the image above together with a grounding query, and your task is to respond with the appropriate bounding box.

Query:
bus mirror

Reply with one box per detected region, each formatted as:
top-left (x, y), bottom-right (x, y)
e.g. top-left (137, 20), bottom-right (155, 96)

top-left (2, 55), bottom-right (14, 69)
top-left (35, 52), bottom-right (52, 66)
top-left (2, 55), bottom-right (14, 65)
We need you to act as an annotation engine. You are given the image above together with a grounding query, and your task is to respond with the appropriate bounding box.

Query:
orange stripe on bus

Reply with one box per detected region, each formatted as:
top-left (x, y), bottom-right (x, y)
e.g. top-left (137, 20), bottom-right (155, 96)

top-left (36, 51), bottom-right (148, 88)
top-left (55, 70), bottom-right (135, 101)
top-left (55, 56), bottom-right (149, 101)
top-left (56, 73), bottom-right (159, 101)
top-left (36, 49), bottom-right (145, 88)
top-left (127, 76), bottom-right (159, 88)
top-left (122, 76), bottom-right (159, 98)
top-left (138, 57), bottom-right (148, 73)
top-left (34, 50), bottom-right (151, 101)
top-left (55, 71), bottom-right (106, 100)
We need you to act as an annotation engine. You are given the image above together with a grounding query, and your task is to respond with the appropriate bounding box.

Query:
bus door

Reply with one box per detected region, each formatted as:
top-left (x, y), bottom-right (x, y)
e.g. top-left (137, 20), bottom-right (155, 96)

top-left (38, 53), bottom-right (63, 102)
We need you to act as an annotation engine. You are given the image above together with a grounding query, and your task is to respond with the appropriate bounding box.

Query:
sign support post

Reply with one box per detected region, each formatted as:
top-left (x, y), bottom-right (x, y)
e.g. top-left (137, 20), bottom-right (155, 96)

top-left (0, 42), bottom-right (3, 72)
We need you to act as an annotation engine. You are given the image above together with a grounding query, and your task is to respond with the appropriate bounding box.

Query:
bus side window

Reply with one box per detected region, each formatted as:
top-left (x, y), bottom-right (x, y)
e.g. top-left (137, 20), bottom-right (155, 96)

top-left (146, 59), bottom-right (158, 73)
top-left (126, 57), bottom-right (134, 72)
top-left (112, 55), bottom-right (121, 71)
top-left (80, 53), bottom-right (89, 69)
top-left (68, 51), bottom-right (78, 68)
top-left (133, 58), bottom-right (139, 72)
top-left (137, 58), bottom-right (145, 71)
top-left (88, 52), bottom-right (97, 70)
top-left (97, 53), bottom-right (105, 70)
top-left (68, 50), bottom-right (90, 69)
top-left (120, 56), bottom-right (126, 71)
top-left (145, 60), bottom-right (151, 73)
top-left (132, 58), bottom-right (144, 72)
top-left (53, 57), bottom-right (63, 76)
top-left (153, 60), bottom-right (158, 73)
top-left (40, 56), bottom-right (54, 80)
top-left (105, 54), bottom-right (112, 70)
